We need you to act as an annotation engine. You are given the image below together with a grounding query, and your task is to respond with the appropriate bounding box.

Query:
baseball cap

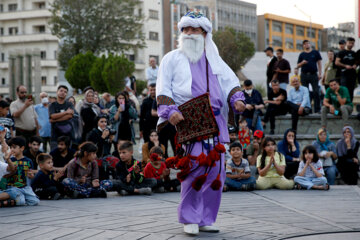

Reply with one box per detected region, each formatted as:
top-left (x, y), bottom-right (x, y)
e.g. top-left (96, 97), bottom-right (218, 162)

top-left (264, 47), bottom-right (274, 52)
top-left (228, 125), bottom-right (237, 134)
top-left (339, 39), bottom-right (346, 45)
top-left (254, 130), bottom-right (264, 139)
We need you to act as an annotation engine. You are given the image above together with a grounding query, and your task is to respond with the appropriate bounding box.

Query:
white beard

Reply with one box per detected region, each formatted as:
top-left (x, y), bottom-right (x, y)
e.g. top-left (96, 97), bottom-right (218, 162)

top-left (178, 33), bottom-right (205, 63)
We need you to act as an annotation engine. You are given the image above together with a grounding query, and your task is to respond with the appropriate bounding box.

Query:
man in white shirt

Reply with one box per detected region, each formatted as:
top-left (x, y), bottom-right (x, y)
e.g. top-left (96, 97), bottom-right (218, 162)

top-left (145, 57), bottom-right (158, 86)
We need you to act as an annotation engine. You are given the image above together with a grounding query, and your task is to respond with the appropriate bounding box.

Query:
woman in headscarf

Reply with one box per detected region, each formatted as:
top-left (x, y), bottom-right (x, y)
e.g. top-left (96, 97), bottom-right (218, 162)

top-left (336, 126), bottom-right (359, 185)
top-left (277, 129), bottom-right (300, 179)
top-left (312, 128), bottom-right (337, 185)
top-left (80, 90), bottom-right (101, 141)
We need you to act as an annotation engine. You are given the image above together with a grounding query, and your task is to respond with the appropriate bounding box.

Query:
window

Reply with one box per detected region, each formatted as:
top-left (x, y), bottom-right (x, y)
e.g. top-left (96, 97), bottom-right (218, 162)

top-left (0, 4), bottom-right (3, 12)
top-left (34, 25), bottom-right (46, 33)
top-left (40, 51), bottom-right (46, 59)
top-left (38, 26), bottom-right (45, 33)
top-left (296, 40), bottom-right (303, 50)
top-left (34, 2), bottom-right (46, 9)
top-left (149, 31), bottom-right (159, 41)
top-left (285, 38), bottom-right (293, 49)
top-left (1, 53), bottom-right (4, 62)
top-left (0, 28), bottom-right (3, 36)
top-left (272, 36), bottom-right (282, 47)
top-left (149, 55), bottom-right (159, 64)
top-left (285, 24), bottom-right (293, 34)
top-left (41, 76), bottom-right (47, 85)
top-left (1, 78), bottom-right (5, 85)
top-left (54, 76), bottom-right (58, 85)
top-left (307, 28), bottom-right (316, 38)
top-left (138, 8), bottom-right (142, 16)
top-left (125, 54), bottom-right (135, 62)
top-left (8, 4), bottom-right (17, 11)
top-left (149, 10), bottom-right (158, 19)
top-left (272, 21), bottom-right (282, 32)
top-left (296, 26), bottom-right (304, 36)
top-left (54, 50), bottom-right (57, 59)
top-left (8, 27), bottom-right (18, 35)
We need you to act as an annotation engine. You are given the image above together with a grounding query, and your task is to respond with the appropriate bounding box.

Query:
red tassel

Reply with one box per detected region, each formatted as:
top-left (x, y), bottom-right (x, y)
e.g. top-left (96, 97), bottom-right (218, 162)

top-left (176, 156), bottom-right (190, 169)
top-left (214, 143), bottom-right (226, 153)
top-left (196, 153), bottom-right (208, 166)
top-left (192, 173), bottom-right (208, 191)
top-left (165, 156), bottom-right (178, 169)
top-left (210, 174), bottom-right (222, 190)
top-left (207, 149), bottom-right (220, 162)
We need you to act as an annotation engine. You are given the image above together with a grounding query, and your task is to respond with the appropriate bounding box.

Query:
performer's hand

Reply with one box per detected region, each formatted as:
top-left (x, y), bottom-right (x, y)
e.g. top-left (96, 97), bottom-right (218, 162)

top-left (169, 112), bottom-right (184, 126)
top-left (234, 101), bottom-right (246, 112)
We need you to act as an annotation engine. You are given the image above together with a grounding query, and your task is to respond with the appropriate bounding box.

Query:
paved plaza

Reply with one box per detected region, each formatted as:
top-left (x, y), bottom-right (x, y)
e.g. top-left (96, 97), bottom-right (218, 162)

top-left (1, 186), bottom-right (360, 239)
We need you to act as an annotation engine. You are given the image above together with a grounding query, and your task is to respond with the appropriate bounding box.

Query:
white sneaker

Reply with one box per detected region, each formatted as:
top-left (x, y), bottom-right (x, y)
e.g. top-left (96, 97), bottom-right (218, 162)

top-left (184, 224), bottom-right (199, 235)
top-left (199, 225), bottom-right (220, 232)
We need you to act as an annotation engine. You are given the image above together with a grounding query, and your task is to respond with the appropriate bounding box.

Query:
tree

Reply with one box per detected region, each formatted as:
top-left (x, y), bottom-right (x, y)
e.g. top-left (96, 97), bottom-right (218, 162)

top-left (102, 54), bottom-right (135, 95)
top-left (213, 27), bottom-right (255, 73)
top-left (65, 51), bottom-right (96, 90)
top-left (89, 55), bottom-right (108, 93)
top-left (49, 0), bottom-right (145, 70)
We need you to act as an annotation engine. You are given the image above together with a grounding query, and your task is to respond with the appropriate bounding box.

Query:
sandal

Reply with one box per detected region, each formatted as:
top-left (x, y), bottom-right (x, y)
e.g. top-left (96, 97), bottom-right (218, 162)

top-left (0, 199), bottom-right (16, 208)
top-left (324, 183), bottom-right (330, 191)
top-left (294, 183), bottom-right (302, 190)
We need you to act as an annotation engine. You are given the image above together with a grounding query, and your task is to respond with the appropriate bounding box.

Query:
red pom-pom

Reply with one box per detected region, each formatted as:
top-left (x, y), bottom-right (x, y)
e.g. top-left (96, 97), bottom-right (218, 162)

top-left (192, 174), bottom-right (208, 191)
top-left (150, 153), bottom-right (160, 162)
top-left (165, 156), bottom-right (178, 169)
top-left (214, 143), bottom-right (226, 153)
top-left (196, 153), bottom-right (209, 166)
top-left (176, 156), bottom-right (191, 169)
top-left (210, 174), bottom-right (222, 190)
top-left (177, 167), bottom-right (191, 182)
top-left (207, 149), bottom-right (220, 162)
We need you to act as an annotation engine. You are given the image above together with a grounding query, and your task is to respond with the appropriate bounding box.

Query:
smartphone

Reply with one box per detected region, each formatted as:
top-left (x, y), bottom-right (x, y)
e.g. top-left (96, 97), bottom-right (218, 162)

top-left (27, 94), bottom-right (33, 100)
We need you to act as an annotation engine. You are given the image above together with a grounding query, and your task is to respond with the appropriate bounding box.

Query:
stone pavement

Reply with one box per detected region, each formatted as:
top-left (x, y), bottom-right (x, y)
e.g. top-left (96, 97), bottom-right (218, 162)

top-left (1, 186), bottom-right (360, 240)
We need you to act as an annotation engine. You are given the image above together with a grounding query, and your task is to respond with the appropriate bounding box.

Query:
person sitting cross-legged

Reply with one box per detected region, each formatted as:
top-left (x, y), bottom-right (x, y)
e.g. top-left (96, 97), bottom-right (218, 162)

top-left (321, 79), bottom-right (353, 129)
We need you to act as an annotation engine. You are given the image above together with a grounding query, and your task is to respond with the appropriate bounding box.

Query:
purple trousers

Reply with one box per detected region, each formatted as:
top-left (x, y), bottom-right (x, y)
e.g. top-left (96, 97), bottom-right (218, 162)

top-left (178, 141), bottom-right (225, 226)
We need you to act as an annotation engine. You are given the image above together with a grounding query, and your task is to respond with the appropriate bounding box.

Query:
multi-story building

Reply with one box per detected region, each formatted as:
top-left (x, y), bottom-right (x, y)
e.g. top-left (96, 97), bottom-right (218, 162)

top-left (217, 0), bottom-right (257, 49)
top-left (257, 13), bottom-right (323, 52)
top-left (0, 0), bottom-right (59, 97)
top-left (322, 22), bottom-right (355, 51)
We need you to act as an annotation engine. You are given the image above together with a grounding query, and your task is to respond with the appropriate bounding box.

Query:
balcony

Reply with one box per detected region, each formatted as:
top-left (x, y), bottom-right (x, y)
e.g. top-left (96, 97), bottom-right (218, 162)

top-left (0, 33), bottom-right (58, 44)
top-left (0, 9), bottom-right (52, 21)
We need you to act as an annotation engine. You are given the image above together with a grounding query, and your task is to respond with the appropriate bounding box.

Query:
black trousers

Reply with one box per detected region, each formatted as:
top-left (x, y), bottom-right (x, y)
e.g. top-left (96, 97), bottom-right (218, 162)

top-left (34, 184), bottom-right (65, 200)
top-left (286, 101), bottom-right (311, 131)
top-left (337, 159), bottom-right (359, 185)
top-left (340, 72), bottom-right (356, 102)
top-left (284, 161), bottom-right (300, 179)
top-left (112, 178), bottom-right (157, 194)
top-left (159, 123), bottom-right (177, 158)
top-left (301, 73), bottom-right (320, 113)
top-left (264, 104), bottom-right (288, 130)
top-left (155, 179), bottom-right (181, 191)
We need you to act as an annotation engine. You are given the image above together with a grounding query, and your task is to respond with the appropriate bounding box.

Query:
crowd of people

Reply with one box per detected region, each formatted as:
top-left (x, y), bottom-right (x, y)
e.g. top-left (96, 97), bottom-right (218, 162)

top-left (0, 37), bottom-right (359, 208)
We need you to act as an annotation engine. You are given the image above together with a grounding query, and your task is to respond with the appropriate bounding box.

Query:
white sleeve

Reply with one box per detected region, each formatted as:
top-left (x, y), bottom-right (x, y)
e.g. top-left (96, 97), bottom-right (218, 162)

top-left (0, 161), bottom-right (9, 178)
top-left (156, 52), bottom-right (174, 101)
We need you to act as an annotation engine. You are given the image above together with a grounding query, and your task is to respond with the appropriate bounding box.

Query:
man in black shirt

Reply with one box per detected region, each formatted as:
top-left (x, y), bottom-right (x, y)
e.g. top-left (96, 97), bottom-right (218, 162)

top-left (263, 80), bottom-right (288, 135)
top-left (297, 40), bottom-right (322, 113)
top-left (50, 136), bottom-right (75, 171)
top-left (265, 47), bottom-right (277, 98)
top-left (335, 37), bottom-right (357, 101)
top-left (140, 83), bottom-right (158, 143)
top-left (23, 136), bottom-right (43, 170)
top-left (272, 49), bottom-right (291, 90)
top-left (242, 79), bottom-right (264, 131)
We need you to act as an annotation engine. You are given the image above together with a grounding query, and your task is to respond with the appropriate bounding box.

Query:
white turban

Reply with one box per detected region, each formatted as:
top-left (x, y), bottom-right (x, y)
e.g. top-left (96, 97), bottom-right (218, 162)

top-left (177, 11), bottom-right (223, 75)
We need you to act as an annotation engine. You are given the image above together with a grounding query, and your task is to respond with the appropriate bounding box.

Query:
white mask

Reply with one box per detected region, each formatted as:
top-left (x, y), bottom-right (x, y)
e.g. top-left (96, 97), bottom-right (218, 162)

top-left (178, 33), bottom-right (205, 63)
top-left (245, 89), bottom-right (253, 95)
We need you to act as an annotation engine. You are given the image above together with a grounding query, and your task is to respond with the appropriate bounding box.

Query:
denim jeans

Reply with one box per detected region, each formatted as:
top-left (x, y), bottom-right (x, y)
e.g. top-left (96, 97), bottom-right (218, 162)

top-left (294, 176), bottom-right (327, 190)
top-left (225, 176), bottom-right (256, 191)
top-left (324, 165), bottom-right (338, 185)
top-left (5, 186), bottom-right (40, 206)
top-left (245, 116), bottom-right (263, 132)
top-left (279, 83), bottom-right (288, 90)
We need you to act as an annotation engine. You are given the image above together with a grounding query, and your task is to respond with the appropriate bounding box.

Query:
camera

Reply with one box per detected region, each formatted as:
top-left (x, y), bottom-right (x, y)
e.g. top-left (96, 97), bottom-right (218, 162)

top-left (107, 128), bottom-right (116, 135)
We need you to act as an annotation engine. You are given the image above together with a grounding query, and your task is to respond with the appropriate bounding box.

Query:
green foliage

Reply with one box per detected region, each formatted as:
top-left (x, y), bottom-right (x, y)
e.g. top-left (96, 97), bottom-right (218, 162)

top-left (102, 54), bottom-right (135, 95)
top-left (213, 27), bottom-right (255, 73)
top-left (50, 0), bottom-right (145, 70)
top-left (89, 55), bottom-right (108, 93)
top-left (65, 51), bottom-right (96, 90)
top-left (254, 83), bottom-right (266, 98)
top-left (136, 80), bottom-right (147, 96)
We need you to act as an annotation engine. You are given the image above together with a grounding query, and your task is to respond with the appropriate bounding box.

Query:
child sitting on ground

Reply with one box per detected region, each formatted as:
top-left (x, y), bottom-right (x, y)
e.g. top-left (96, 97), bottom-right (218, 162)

top-left (238, 118), bottom-right (252, 151)
top-left (31, 153), bottom-right (66, 200)
top-left (294, 145), bottom-right (329, 190)
top-left (0, 100), bottom-right (14, 141)
top-left (62, 142), bottom-right (112, 198)
top-left (224, 142), bottom-right (256, 191)
top-left (0, 129), bottom-right (16, 207)
top-left (114, 141), bottom-right (156, 196)
top-left (3, 137), bottom-right (39, 206)
top-left (144, 146), bottom-right (180, 192)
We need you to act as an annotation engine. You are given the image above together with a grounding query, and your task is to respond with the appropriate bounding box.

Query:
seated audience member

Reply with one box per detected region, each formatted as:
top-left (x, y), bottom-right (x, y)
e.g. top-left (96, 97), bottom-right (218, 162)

top-left (289, 68), bottom-right (300, 86)
top-left (141, 130), bottom-right (165, 168)
top-left (86, 115), bottom-right (115, 158)
top-left (62, 142), bottom-right (112, 198)
top-left (112, 138), bottom-right (127, 160)
top-left (256, 137), bottom-right (294, 190)
top-left (0, 100), bottom-right (14, 141)
top-left (0, 131), bottom-right (16, 207)
top-left (242, 79), bottom-right (264, 131)
top-left (144, 146), bottom-right (180, 192)
top-left (286, 78), bottom-right (311, 131)
top-left (312, 128), bottom-right (338, 185)
top-left (245, 130), bottom-right (264, 177)
top-left (224, 142), bottom-right (256, 191)
top-left (238, 117), bottom-right (252, 151)
top-left (24, 136), bottom-right (43, 170)
top-left (114, 141), bottom-right (156, 196)
top-left (294, 145), bottom-right (329, 190)
top-left (225, 125), bottom-right (238, 162)
top-left (321, 79), bottom-right (353, 129)
top-left (277, 129), bottom-right (301, 179)
top-left (4, 137), bottom-right (39, 206)
top-left (31, 154), bottom-right (65, 200)
top-left (50, 136), bottom-right (76, 172)
top-left (263, 80), bottom-right (288, 135)
top-left (336, 126), bottom-right (359, 185)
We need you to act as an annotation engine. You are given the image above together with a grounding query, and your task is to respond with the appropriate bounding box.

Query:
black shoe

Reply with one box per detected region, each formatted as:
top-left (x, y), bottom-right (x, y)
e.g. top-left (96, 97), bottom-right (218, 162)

top-left (270, 129), bottom-right (275, 135)
top-left (53, 193), bottom-right (62, 200)
top-left (99, 189), bottom-right (107, 198)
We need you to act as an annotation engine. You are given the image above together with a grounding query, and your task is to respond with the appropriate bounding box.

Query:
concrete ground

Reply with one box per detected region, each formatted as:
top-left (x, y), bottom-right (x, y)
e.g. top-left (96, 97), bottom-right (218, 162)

top-left (1, 186), bottom-right (360, 240)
